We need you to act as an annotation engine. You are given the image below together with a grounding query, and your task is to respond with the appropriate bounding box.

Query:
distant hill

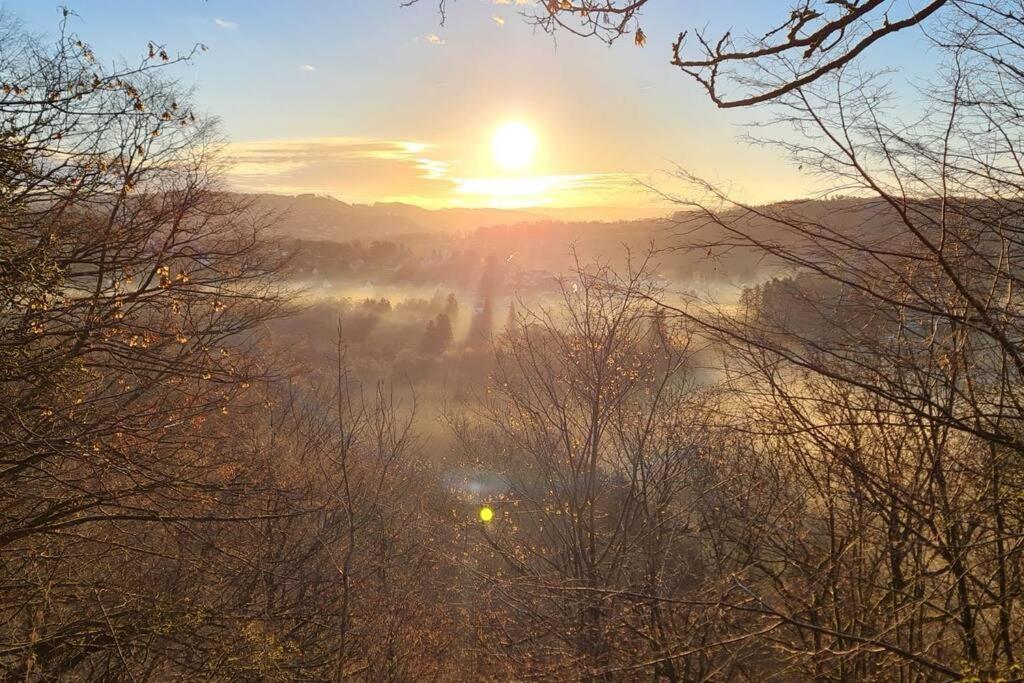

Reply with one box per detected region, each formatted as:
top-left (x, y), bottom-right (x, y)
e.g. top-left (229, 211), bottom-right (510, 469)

top-left (262, 193), bottom-right (932, 290)
top-left (664, 195), bottom-right (927, 255)
top-left (246, 193), bottom-right (550, 240)
top-left (241, 193), bottom-right (674, 241)
top-left (247, 192), bottom-right (918, 284)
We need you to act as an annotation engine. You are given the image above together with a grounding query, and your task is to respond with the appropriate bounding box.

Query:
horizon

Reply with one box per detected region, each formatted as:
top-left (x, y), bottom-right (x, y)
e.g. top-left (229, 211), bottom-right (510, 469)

top-left (246, 190), bottom-right (678, 221)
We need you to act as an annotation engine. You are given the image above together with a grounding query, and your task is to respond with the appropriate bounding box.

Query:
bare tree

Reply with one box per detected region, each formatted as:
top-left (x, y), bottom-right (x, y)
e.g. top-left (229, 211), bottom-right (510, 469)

top-left (627, 3), bottom-right (1024, 678)
top-left (405, 0), bottom-right (959, 107)
top-left (0, 13), bottom-right (480, 679)
top-left (444, 257), bottom-right (752, 679)
top-left (405, 1), bottom-right (1024, 678)
top-left (0, 14), bottom-right (301, 678)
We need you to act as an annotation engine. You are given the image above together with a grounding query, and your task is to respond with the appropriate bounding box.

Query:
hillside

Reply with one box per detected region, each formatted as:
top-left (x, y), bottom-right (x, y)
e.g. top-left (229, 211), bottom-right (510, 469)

top-left (245, 192), bottom-right (674, 240)
top-left (249, 193), bottom-right (548, 240)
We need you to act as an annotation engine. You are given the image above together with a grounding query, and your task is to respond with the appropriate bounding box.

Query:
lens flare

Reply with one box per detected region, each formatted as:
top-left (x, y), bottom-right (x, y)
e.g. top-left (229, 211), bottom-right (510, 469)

top-left (479, 505), bottom-right (494, 522)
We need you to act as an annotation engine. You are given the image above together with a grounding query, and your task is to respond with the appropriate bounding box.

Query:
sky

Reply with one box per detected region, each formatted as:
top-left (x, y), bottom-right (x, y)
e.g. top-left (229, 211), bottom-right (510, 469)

top-left (2, 1), bottom-right (937, 210)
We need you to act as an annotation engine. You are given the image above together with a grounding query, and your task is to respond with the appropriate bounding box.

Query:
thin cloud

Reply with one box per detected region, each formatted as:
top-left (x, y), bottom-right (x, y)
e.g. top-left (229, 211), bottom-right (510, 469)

top-left (299, 64), bottom-right (317, 72)
top-left (213, 18), bottom-right (238, 30)
top-left (424, 33), bottom-right (446, 45)
top-left (224, 137), bottom-right (644, 209)
top-left (223, 137), bottom-right (450, 204)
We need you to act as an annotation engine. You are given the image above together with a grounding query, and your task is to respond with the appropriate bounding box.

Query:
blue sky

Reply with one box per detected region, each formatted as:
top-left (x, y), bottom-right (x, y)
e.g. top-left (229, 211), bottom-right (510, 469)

top-left (2, 1), bottom-right (938, 208)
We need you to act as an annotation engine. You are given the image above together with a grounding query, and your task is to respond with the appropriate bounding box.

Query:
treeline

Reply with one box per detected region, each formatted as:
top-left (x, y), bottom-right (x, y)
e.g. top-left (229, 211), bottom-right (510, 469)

top-left (288, 237), bottom-right (511, 292)
top-left (285, 213), bottom-right (802, 293)
top-left (272, 289), bottom-right (504, 386)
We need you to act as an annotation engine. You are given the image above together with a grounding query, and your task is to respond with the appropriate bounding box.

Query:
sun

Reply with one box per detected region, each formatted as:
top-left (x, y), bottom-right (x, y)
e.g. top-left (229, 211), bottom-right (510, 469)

top-left (491, 121), bottom-right (537, 172)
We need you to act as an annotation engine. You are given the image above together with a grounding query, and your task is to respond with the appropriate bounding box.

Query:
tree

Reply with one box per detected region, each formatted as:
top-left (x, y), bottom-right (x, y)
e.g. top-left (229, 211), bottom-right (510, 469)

top-left (638, 3), bottom-right (1024, 678)
top-left (410, 0), bottom-right (1024, 678)
top-left (444, 291), bottom-right (459, 325)
top-left (421, 312), bottom-right (453, 354)
top-left (447, 257), bottom-right (731, 679)
top-left (465, 254), bottom-right (502, 347)
top-left (0, 14), bottom-right (299, 677)
top-left (407, 0), bottom-right (956, 107)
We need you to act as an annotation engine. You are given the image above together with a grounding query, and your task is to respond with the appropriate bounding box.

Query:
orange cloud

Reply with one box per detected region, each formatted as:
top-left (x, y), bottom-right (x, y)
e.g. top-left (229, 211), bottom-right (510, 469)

top-left (223, 137), bottom-right (652, 209)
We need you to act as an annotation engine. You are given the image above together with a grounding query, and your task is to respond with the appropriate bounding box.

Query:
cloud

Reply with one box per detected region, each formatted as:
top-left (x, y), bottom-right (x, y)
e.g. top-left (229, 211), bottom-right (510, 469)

top-left (492, 15), bottom-right (505, 26)
top-left (213, 18), bottom-right (238, 30)
top-left (299, 64), bottom-right (317, 72)
top-left (223, 137), bottom-right (646, 209)
top-left (223, 137), bottom-right (451, 205)
top-left (424, 33), bottom-right (446, 45)
top-left (492, 0), bottom-right (531, 4)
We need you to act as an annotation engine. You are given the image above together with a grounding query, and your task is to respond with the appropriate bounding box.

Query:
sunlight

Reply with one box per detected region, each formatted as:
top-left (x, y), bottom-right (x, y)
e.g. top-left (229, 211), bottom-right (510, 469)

top-left (452, 172), bottom-right (641, 209)
top-left (455, 174), bottom-right (560, 207)
top-left (491, 121), bottom-right (537, 172)
top-left (479, 505), bottom-right (494, 523)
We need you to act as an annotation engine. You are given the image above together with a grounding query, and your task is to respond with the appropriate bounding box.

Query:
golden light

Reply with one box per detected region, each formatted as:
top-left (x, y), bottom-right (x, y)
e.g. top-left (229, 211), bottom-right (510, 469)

top-left (491, 121), bottom-right (537, 172)
top-left (479, 505), bottom-right (494, 523)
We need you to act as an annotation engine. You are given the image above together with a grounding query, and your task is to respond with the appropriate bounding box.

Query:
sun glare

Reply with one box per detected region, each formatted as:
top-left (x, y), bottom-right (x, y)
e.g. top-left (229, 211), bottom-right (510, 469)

top-left (491, 121), bottom-right (537, 172)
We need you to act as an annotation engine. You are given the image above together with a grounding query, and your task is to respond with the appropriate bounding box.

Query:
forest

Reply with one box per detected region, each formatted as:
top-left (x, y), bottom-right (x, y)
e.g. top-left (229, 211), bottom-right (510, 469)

top-left (4, 1), bottom-right (1024, 681)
